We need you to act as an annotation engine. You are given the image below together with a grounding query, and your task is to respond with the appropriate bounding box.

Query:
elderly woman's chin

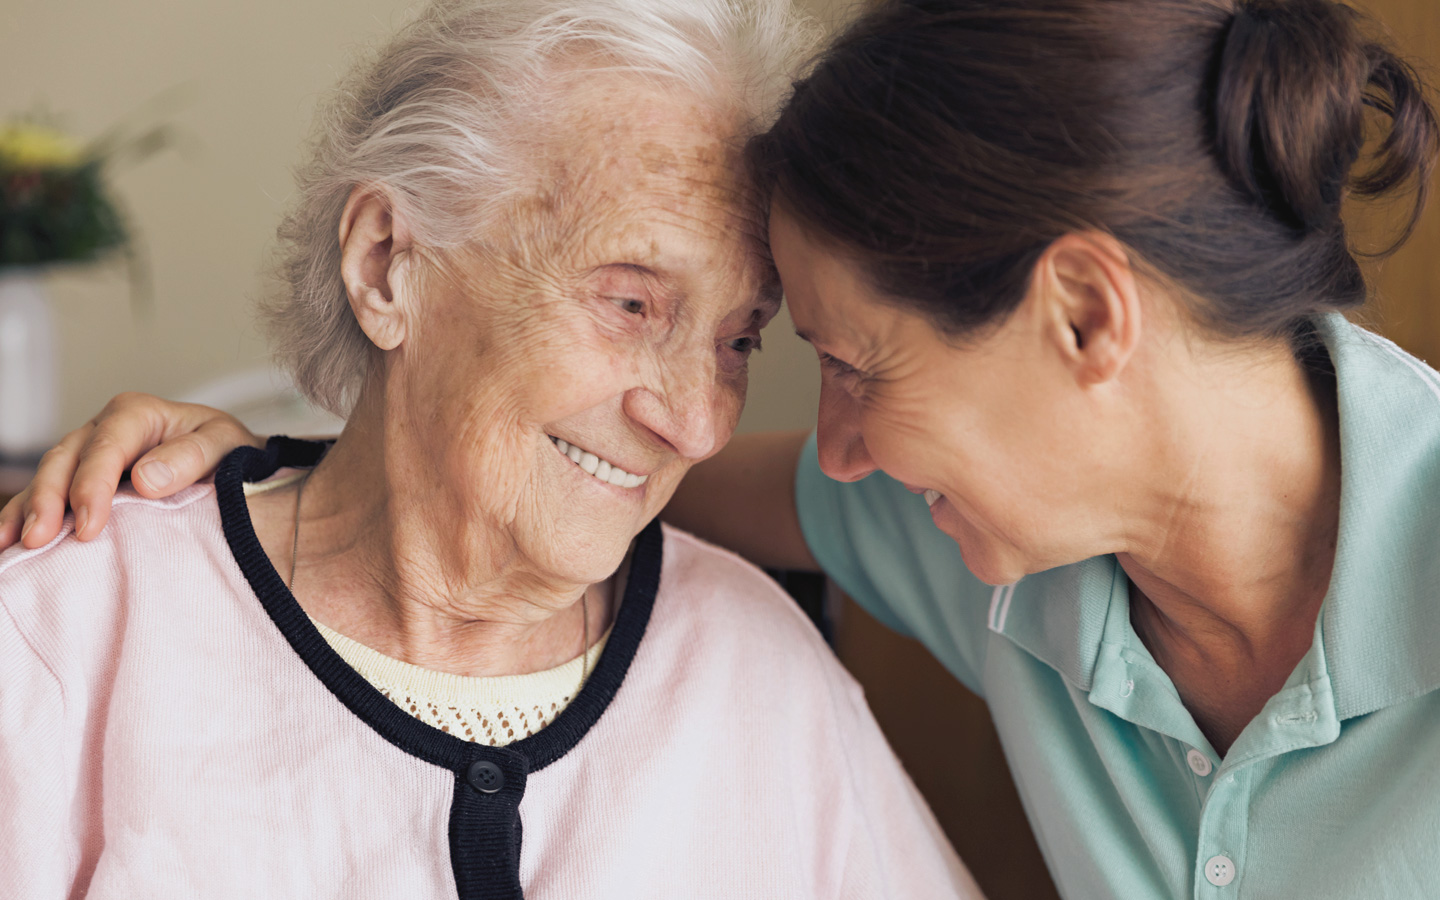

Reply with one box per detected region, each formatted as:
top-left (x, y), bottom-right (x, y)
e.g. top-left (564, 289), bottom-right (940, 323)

top-left (516, 468), bottom-right (685, 587)
top-left (527, 516), bottom-right (654, 586)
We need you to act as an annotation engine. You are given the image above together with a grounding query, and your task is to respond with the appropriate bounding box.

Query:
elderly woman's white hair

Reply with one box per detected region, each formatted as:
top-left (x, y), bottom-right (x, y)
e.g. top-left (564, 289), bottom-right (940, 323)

top-left (266, 0), bottom-right (816, 415)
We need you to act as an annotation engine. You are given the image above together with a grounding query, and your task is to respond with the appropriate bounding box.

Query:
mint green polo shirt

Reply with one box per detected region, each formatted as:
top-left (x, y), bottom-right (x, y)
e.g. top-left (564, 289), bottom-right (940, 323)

top-left (796, 314), bottom-right (1440, 899)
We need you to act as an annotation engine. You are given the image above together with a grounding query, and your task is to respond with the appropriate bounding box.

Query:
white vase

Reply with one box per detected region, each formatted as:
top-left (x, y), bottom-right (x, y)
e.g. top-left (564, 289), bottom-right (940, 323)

top-left (0, 268), bottom-right (60, 459)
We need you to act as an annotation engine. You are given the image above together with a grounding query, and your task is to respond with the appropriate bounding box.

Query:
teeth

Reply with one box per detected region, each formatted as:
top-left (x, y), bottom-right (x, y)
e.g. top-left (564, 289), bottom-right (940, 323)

top-left (924, 489), bottom-right (942, 507)
top-left (549, 436), bottom-right (649, 488)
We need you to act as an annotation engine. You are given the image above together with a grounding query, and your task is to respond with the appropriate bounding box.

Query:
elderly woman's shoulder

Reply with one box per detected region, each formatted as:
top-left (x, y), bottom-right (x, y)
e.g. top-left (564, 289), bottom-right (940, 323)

top-left (0, 482), bottom-right (222, 690)
top-left (657, 523), bottom-right (833, 647)
top-left (0, 482), bottom-right (219, 584)
top-left (647, 524), bottom-right (879, 747)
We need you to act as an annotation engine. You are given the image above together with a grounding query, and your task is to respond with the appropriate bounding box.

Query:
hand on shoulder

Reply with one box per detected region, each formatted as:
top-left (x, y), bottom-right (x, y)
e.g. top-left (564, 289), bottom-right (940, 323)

top-left (0, 393), bottom-right (264, 551)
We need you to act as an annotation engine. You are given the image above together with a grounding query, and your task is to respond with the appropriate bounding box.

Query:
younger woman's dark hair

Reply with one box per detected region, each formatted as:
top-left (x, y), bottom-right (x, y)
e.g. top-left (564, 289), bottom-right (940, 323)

top-left (748, 0), bottom-right (1440, 341)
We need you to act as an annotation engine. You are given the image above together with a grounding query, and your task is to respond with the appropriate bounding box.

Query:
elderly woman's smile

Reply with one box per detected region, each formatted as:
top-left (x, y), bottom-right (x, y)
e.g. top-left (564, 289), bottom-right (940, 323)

top-left (547, 435), bottom-right (650, 489)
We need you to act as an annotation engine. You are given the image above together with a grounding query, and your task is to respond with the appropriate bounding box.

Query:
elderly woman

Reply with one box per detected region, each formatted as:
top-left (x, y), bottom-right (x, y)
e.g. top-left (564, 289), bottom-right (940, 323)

top-left (0, 2), bottom-right (982, 898)
top-left (20, 0), bottom-right (1440, 898)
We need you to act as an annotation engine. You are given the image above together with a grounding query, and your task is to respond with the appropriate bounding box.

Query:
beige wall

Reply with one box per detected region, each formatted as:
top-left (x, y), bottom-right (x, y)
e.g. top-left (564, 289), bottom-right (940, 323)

top-left (1, 0), bottom-right (857, 436)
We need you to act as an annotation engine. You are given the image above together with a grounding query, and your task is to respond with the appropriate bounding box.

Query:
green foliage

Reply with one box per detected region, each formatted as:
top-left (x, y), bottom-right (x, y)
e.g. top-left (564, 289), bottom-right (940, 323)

top-left (0, 114), bottom-right (174, 311)
top-left (0, 160), bottom-right (130, 267)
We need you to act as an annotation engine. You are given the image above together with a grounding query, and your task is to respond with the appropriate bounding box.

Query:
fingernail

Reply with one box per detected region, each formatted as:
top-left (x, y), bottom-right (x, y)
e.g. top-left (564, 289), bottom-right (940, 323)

top-left (138, 460), bottom-right (174, 490)
top-left (21, 512), bottom-right (36, 542)
top-left (75, 506), bottom-right (89, 539)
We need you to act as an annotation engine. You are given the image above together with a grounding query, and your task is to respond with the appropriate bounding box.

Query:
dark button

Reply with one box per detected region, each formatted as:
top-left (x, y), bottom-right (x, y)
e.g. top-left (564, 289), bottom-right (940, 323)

top-left (467, 760), bottom-right (504, 794)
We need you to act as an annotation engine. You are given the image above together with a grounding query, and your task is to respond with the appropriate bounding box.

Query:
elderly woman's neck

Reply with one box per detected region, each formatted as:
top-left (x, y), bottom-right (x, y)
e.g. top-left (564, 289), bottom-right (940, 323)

top-left (249, 414), bottom-right (618, 677)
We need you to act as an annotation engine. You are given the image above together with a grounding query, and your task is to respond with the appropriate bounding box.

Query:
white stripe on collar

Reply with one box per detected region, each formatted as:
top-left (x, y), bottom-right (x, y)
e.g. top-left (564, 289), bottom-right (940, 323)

top-left (988, 582), bottom-right (1018, 633)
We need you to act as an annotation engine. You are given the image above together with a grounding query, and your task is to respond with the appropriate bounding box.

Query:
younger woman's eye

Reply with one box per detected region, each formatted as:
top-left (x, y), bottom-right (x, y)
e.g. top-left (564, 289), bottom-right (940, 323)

top-left (818, 352), bottom-right (859, 378)
top-left (611, 297), bottom-right (646, 315)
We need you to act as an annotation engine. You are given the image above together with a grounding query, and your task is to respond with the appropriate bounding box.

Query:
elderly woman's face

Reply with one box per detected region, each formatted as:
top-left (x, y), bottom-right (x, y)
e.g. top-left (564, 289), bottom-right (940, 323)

top-left (391, 80), bottom-right (777, 585)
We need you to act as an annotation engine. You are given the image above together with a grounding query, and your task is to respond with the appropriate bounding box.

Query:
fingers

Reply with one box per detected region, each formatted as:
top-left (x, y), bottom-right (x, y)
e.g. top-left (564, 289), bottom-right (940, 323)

top-left (127, 415), bottom-right (264, 500)
top-left (0, 488), bottom-right (31, 551)
top-left (11, 424), bottom-right (95, 548)
top-left (0, 392), bottom-right (266, 551)
top-left (66, 392), bottom-right (192, 541)
top-left (67, 394), bottom-right (262, 540)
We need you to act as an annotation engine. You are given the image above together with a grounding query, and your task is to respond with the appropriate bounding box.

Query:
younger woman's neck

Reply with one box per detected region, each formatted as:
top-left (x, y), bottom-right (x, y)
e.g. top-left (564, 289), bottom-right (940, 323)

top-left (1116, 334), bottom-right (1340, 751)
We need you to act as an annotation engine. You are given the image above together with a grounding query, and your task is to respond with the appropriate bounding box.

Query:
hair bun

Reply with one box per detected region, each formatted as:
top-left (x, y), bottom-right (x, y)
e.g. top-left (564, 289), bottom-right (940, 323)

top-left (1214, 0), bottom-right (1437, 245)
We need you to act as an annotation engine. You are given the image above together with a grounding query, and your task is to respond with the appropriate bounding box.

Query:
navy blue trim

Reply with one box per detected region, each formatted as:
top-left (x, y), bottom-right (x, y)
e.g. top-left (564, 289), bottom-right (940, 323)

top-left (214, 437), bottom-right (661, 900)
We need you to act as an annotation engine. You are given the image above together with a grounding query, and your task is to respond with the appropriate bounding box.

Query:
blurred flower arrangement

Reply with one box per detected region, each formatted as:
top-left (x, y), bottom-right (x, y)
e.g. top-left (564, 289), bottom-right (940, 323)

top-left (0, 114), bottom-right (171, 459)
top-left (0, 123), bottom-right (125, 265)
top-left (0, 115), bottom-right (171, 304)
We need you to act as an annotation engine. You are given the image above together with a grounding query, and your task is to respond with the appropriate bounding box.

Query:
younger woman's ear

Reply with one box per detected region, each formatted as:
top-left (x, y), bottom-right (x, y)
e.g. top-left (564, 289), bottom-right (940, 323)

top-left (339, 185), bottom-right (414, 352)
top-left (1033, 232), bottom-right (1141, 385)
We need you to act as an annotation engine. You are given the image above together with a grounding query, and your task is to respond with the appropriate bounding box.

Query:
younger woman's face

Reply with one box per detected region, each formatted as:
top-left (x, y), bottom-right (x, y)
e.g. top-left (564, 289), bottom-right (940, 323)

top-left (770, 205), bottom-right (1100, 585)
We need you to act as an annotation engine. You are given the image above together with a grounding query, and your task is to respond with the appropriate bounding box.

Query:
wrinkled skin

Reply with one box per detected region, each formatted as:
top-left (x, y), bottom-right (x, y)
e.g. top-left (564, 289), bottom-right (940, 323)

top-left (770, 205), bottom-right (1100, 587)
top-left (266, 75), bottom-right (779, 674)
top-left (370, 78), bottom-right (776, 594)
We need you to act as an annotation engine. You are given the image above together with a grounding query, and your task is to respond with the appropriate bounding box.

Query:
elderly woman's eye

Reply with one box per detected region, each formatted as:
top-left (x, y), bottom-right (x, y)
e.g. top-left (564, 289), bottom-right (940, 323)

top-left (610, 297), bottom-right (646, 315)
top-left (727, 336), bottom-right (762, 354)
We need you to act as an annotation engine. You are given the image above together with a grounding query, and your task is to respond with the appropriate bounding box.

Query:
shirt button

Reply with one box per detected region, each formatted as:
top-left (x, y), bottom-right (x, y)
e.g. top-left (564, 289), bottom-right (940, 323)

top-left (1186, 748), bottom-right (1214, 777)
top-left (467, 760), bottom-right (505, 794)
top-left (1205, 855), bottom-right (1236, 887)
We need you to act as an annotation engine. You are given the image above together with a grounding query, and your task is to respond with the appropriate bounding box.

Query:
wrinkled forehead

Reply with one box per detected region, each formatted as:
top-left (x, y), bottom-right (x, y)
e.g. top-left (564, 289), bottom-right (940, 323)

top-left (499, 74), bottom-right (773, 282)
top-left (549, 73), bottom-right (753, 185)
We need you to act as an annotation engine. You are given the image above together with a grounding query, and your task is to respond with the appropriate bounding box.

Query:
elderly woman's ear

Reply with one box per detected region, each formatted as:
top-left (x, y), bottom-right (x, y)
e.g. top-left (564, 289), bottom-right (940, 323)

top-left (339, 186), bottom-right (415, 352)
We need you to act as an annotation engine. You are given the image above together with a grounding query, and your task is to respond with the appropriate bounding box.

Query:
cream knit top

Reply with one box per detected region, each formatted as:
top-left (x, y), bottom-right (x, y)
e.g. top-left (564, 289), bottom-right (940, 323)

top-left (313, 621), bottom-right (608, 747)
top-left (248, 471), bottom-right (609, 748)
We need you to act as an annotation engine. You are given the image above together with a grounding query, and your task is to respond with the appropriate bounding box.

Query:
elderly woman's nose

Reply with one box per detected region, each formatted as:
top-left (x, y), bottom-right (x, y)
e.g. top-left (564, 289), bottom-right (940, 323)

top-left (624, 366), bottom-right (721, 460)
top-left (816, 383), bottom-right (876, 483)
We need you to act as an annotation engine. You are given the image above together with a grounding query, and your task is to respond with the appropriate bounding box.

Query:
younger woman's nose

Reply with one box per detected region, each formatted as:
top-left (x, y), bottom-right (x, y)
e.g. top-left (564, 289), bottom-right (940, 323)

top-left (816, 384), bottom-right (876, 483)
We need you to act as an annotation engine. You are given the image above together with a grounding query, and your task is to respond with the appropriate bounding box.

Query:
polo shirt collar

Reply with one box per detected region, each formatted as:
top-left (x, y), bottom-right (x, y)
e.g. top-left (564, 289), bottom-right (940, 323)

top-left (1313, 315), bottom-right (1440, 719)
top-left (991, 315), bottom-right (1440, 721)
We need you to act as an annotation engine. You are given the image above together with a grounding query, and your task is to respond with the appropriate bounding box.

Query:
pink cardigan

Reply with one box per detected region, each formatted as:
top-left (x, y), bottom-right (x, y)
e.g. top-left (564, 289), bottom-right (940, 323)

top-left (0, 440), bottom-right (981, 899)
